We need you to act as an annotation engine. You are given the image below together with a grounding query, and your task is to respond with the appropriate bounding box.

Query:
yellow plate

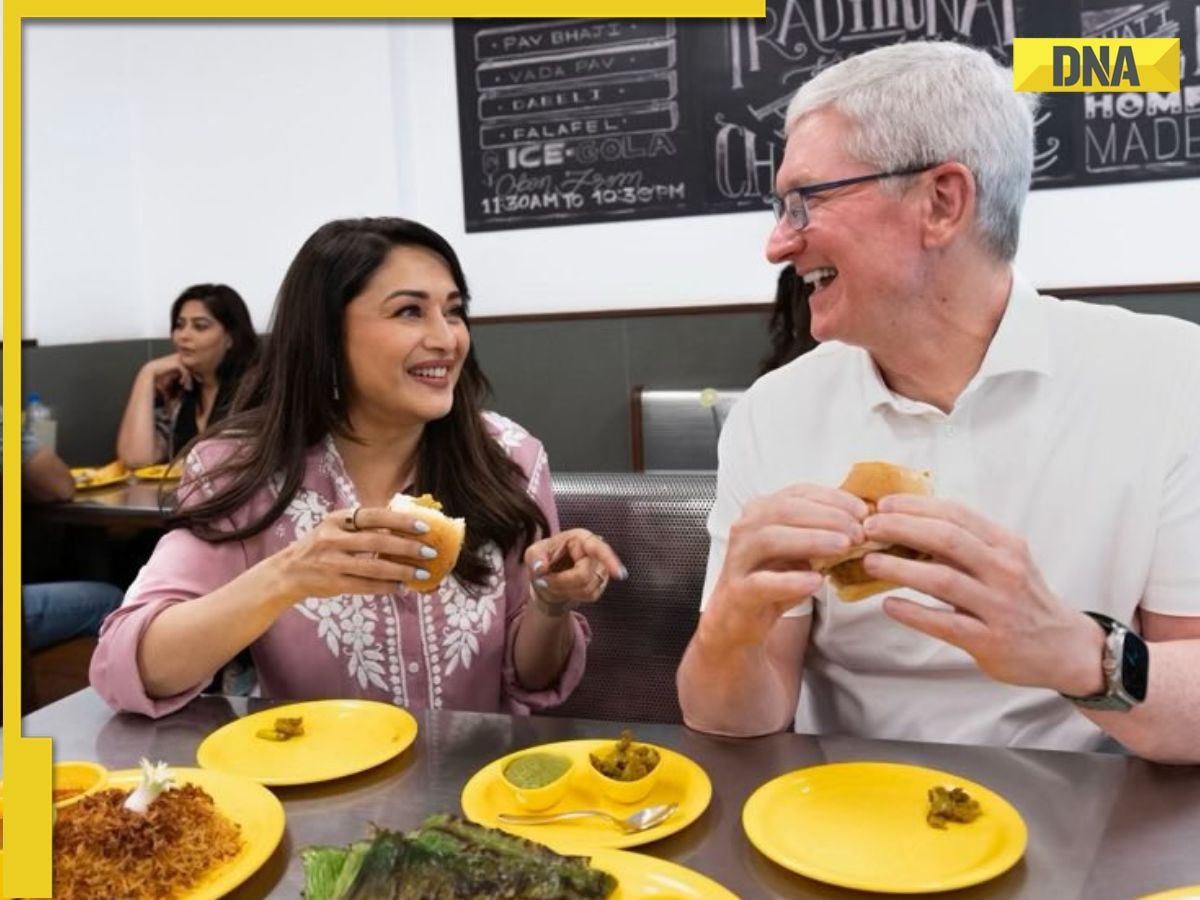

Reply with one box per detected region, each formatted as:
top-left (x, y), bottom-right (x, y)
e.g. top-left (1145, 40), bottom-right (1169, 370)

top-left (584, 848), bottom-right (738, 899)
top-left (70, 465), bottom-right (129, 489)
top-left (77, 767), bottom-right (284, 900)
top-left (1140, 889), bottom-right (1200, 899)
top-left (461, 739), bottom-right (712, 850)
top-left (743, 761), bottom-right (1027, 894)
top-left (134, 462), bottom-right (182, 480)
top-left (196, 699), bottom-right (418, 786)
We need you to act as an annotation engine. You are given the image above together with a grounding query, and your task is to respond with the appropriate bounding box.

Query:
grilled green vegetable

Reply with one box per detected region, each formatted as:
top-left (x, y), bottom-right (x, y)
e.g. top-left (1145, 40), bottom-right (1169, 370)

top-left (302, 814), bottom-right (617, 900)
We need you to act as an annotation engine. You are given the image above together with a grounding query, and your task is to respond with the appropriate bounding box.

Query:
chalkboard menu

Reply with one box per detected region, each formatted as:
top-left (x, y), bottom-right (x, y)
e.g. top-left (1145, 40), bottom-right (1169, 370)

top-left (454, 2), bottom-right (1200, 232)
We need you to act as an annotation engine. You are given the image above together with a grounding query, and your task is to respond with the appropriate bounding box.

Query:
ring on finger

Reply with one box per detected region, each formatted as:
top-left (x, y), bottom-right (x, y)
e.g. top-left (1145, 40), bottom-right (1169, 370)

top-left (345, 506), bottom-right (363, 532)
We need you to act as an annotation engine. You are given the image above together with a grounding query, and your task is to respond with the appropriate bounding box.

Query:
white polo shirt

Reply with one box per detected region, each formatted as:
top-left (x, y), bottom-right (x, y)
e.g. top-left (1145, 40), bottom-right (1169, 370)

top-left (702, 273), bottom-right (1200, 751)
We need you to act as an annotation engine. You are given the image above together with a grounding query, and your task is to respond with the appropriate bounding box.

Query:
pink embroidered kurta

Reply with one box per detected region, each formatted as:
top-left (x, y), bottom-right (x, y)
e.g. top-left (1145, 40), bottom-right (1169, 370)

top-left (90, 412), bottom-right (589, 718)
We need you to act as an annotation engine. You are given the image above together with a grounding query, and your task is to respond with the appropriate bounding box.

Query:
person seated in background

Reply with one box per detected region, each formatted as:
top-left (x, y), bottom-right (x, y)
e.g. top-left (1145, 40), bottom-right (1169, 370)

top-left (92, 217), bottom-right (626, 718)
top-left (759, 266), bottom-right (818, 375)
top-left (116, 283), bottom-right (260, 468)
top-left (4, 416), bottom-right (124, 651)
top-left (677, 41), bottom-right (1200, 763)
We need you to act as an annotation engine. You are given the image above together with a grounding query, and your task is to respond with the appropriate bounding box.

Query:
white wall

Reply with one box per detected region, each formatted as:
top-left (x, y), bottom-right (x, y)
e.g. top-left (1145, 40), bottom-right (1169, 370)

top-left (24, 22), bottom-right (401, 344)
top-left (23, 21), bottom-right (1200, 346)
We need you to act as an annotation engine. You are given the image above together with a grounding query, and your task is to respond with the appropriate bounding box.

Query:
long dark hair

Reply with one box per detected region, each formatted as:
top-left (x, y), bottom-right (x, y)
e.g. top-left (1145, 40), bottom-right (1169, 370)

top-left (759, 267), bottom-right (819, 375)
top-left (168, 218), bottom-right (550, 587)
top-left (170, 284), bottom-right (259, 383)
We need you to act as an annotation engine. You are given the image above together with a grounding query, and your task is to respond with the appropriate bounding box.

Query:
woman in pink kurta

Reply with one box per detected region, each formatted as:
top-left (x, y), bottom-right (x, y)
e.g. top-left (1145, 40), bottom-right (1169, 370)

top-left (91, 218), bottom-right (625, 718)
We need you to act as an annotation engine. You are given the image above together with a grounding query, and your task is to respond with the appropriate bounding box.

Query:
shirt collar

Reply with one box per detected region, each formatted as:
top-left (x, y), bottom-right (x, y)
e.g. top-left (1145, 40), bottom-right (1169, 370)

top-left (856, 270), bottom-right (1055, 413)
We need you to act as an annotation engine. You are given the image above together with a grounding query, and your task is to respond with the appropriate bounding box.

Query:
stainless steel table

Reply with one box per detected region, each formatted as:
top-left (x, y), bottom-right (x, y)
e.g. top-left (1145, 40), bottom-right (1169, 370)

top-left (30, 480), bottom-right (172, 529)
top-left (7, 690), bottom-right (1200, 899)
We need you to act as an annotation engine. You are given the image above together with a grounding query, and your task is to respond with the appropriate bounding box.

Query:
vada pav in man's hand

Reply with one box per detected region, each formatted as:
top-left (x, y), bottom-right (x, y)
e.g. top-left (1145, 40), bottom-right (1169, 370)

top-left (812, 461), bottom-right (933, 602)
top-left (679, 40), bottom-right (1200, 763)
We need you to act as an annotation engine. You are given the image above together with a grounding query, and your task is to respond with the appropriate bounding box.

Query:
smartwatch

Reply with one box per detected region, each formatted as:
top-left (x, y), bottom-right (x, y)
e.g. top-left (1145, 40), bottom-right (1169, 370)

top-left (1062, 612), bottom-right (1149, 712)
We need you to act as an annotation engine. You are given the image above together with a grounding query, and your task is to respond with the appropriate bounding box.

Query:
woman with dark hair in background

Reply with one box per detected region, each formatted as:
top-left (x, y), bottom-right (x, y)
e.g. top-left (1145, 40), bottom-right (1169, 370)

top-left (92, 217), bottom-right (624, 718)
top-left (759, 266), bottom-right (819, 375)
top-left (116, 283), bottom-right (260, 467)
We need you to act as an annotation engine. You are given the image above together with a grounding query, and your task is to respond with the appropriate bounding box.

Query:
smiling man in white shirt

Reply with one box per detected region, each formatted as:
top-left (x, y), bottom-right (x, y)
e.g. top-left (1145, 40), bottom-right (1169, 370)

top-left (676, 41), bottom-right (1200, 762)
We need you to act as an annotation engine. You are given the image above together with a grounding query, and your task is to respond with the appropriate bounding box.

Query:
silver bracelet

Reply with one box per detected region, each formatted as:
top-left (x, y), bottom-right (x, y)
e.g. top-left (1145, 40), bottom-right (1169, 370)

top-left (529, 587), bottom-right (579, 617)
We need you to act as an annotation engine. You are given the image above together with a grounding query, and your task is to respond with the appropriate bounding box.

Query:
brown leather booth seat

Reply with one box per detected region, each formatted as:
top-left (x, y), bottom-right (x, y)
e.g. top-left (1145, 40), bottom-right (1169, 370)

top-left (544, 472), bottom-right (716, 725)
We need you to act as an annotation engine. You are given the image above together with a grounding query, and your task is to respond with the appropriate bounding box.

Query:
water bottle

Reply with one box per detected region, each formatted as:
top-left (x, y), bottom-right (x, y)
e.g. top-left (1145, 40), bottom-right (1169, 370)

top-left (26, 392), bottom-right (58, 453)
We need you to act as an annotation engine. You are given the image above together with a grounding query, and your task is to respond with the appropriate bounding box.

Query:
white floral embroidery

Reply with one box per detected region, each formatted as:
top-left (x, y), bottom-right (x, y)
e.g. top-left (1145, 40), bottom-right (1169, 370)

top-left (419, 597), bottom-right (443, 708)
top-left (286, 488), bottom-right (332, 537)
top-left (526, 445), bottom-right (548, 499)
top-left (320, 436), bottom-right (358, 506)
top-left (295, 595), bottom-right (392, 694)
top-left (439, 545), bottom-right (503, 675)
top-left (482, 411), bottom-right (528, 456)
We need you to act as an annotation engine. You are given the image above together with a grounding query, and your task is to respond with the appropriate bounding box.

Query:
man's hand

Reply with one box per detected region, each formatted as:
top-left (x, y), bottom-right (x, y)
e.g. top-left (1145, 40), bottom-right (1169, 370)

top-left (862, 493), bottom-right (1105, 697)
top-left (702, 484), bottom-right (868, 650)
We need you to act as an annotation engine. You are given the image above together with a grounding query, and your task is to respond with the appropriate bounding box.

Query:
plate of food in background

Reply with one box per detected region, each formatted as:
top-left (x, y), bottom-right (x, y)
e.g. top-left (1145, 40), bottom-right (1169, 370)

top-left (460, 731), bottom-right (712, 850)
top-left (196, 699), bottom-right (418, 786)
top-left (133, 462), bottom-right (183, 481)
top-left (742, 761), bottom-right (1027, 893)
top-left (70, 460), bottom-right (129, 489)
top-left (50, 760), bottom-right (284, 900)
top-left (300, 814), bottom-right (738, 899)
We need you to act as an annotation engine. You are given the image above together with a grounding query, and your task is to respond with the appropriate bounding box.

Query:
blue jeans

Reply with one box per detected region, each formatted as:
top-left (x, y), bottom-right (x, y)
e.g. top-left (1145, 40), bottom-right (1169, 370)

top-left (23, 582), bottom-right (124, 652)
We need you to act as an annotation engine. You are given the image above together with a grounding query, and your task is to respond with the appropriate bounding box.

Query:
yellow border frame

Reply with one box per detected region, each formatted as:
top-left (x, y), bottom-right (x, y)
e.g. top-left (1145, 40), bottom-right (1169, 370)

top-left (1, 4), bottom-right (763, 895)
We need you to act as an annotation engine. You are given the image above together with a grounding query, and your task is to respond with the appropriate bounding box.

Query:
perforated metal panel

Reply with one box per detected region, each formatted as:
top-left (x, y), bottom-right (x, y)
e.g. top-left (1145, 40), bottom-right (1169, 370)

top-left (543, 472), bottom-right (716, 725)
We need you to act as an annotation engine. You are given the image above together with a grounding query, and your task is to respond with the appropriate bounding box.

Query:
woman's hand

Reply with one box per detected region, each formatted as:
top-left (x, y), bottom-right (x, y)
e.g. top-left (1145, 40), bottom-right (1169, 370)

top-left (142, 352), bottom-right (193, 399)
top-left (267, 505), bottom-right (445, 604)
top-left (524, 529), bottom-right (627, 609)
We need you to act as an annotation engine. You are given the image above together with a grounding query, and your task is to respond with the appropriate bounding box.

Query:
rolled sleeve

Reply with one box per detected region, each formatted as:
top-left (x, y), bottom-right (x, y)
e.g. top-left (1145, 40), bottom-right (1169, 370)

top-left (89, 524), bottom-right (248, 717)
top-left (498, 435), bottom-right (592, 712)
top-left (502, 609), bottom-right (592, 715)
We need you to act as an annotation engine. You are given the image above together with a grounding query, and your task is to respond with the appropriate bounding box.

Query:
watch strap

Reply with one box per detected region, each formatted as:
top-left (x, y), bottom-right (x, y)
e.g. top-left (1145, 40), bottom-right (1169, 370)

top-left (1061, 612), bottom-right (1147, 711)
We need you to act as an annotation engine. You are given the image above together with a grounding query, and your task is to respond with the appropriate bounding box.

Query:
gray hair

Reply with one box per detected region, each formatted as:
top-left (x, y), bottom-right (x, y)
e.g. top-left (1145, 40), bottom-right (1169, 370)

top-left (785, 41), bottom-right (1037, 261)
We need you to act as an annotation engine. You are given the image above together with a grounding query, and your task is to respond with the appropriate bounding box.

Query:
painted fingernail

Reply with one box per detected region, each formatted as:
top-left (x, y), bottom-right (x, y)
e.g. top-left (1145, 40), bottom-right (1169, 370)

top-left (617, 566), bottom-right (629, 581)
top-left (414, 568), bottom-right (431, 581)
top-left (532, 559), bottom-right (545, 574)
top-left (412, 520), bottom-right (431, 534)
top-left (534, 577), bottom-right (548, 590)
top-left (420, 546), bottom-right (438, 559)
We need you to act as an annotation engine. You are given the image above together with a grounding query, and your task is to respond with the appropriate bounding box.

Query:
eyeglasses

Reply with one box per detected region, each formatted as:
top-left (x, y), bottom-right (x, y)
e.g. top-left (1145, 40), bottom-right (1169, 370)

top-left (767, 163), bottom-right (940, 232)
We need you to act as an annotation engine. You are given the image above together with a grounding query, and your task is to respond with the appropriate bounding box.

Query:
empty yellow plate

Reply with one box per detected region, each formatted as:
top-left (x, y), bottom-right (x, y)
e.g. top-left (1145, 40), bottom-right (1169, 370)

top-left (583, 847), bottom-right (738, 898)
top-left (461, 739), bottom-right (712, 850)
top-left (1140, 889), bottom-right (1200, 899)
top-left (743, 761), bottom-right (1027, 894)
top-left (71, 767), bottom-right (283, 900)
top-left (196, 699), bottom-right (418, 786)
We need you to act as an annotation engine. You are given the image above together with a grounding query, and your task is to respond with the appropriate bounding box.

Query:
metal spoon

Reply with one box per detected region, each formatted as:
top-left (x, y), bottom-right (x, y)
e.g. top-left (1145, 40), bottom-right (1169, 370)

top-left (497, 801), bottom-right (678, 834)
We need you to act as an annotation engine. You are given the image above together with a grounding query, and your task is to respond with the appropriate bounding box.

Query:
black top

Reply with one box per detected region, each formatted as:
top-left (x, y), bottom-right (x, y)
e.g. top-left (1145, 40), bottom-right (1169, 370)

top-left (161, 379), bottom-right (236, 459)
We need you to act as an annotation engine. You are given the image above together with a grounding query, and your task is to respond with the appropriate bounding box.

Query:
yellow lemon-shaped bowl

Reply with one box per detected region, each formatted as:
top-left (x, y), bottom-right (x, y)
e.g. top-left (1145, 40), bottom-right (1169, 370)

top-left (587, 750), bottom-right (662, 805)
top-left (501, 752), bottom-right (574, 811)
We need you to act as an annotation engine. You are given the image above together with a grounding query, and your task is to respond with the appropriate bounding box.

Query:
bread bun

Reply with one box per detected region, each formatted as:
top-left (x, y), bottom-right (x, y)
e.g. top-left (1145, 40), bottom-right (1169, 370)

top-left (811, 461), bottom-right (933, 602)
top-left (387, 493), bottom-right (465, 593)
